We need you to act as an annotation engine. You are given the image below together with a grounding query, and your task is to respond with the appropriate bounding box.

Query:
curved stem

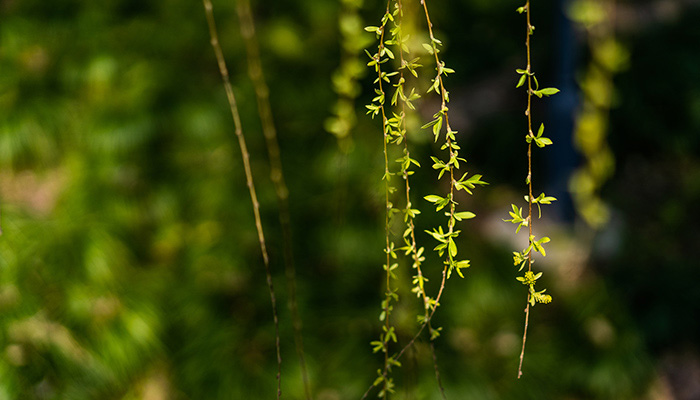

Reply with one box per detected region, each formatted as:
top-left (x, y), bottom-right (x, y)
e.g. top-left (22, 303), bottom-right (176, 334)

top-left (235, 0), bottom-right (312, 396)
top-left (202, 1), bottom-right (282, 397)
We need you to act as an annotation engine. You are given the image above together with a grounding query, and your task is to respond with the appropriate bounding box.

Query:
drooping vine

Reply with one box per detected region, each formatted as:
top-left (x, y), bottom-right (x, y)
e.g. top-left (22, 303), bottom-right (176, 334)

top-left (363, 0), bottom-right (485, 397)
top-left (417, 0), bottom-right (487, 396)
top-left (419, 0), bottom-right (487, 322)
top-left (202, 1), bottom-right (282, 397)
top-left (235, 0), bottom-right (312, 397)
top-left (505, 1), bottom-right (557, 379)
top-left (364, 5), bottom-right (403, 396)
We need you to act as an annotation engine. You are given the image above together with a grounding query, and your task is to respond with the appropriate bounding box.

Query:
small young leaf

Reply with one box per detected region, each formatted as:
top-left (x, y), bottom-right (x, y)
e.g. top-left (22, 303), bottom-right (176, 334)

top-left (432, 115), bottom-right (443, 138)
top-left (454, 211), bottom-right (476, 221)
top-left (421, 118), bottom-right (439, 130)
top-left (424, 195), bottom-right (444, 204)
top-left (538, 87), bottom-right (560, 96)
top-left (536, 137), bottom-right (552, 147)
top-left (448, 238), bottom-right (457, 258)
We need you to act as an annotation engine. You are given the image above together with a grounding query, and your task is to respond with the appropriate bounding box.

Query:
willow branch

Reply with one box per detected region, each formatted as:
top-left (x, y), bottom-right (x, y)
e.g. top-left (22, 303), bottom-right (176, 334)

top-left (519, 0), bottom-right (533, 379)
top-left (235, 0), bottom-right (312, 397)
top-left (202, 1), bottom-right (282, 397)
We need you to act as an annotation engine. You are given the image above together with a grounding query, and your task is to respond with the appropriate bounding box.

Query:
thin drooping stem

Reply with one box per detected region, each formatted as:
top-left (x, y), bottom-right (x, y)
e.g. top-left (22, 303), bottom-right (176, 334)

top-left (394, 1), bottom-right (444, 397)
top-left (379, 7), bottom-right (394, 396)
top-left (235, 0), bottom-right (311, 397)
top-left (519, 0), bottom-right (534, 379)
top-left (429, 341), bottom-right (447, 399)
top-left (202, 1), bottom-right (282, 397)
top-left (395, 0), bottom-right (428, 330)
top-left (360, 270), bottom-right (448, 400)
top-left (363, 0), bottom-right (479, 397)
top-left (421, 0), bottom-right (457, 240)
top-left (367, 4), bottom-right (397, 396)
top-left (420, 1), bottom-right (454, 396)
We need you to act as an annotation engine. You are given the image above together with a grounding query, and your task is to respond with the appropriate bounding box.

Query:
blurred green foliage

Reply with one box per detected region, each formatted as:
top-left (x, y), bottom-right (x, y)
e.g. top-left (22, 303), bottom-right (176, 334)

top-left (0, 0), bottom-right (698, 399)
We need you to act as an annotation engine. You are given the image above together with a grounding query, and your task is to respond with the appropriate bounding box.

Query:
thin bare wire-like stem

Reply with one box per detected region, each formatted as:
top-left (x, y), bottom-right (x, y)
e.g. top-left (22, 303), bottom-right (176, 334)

top-left (235, 0), bottom-right (311, 397)
top-left (519, 0), bottom-right (534, 379)
top-left (517, 295), bottom-right (531, 378)
top-left (429, 341), bottom-right (447, 399)
top-left (202, 1), bottom-right (281, 397)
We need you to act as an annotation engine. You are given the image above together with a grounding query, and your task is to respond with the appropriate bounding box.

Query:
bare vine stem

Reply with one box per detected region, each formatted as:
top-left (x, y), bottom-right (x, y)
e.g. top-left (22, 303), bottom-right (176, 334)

top-left (235, 0), bottom-right (311, 396)
top-left (202, 1), bottom-right (282, 397)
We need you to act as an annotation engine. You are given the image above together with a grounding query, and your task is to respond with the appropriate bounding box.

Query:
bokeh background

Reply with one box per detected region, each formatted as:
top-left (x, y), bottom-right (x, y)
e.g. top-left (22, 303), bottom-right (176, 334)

top-left (1, 0), bottom-right (699, 399)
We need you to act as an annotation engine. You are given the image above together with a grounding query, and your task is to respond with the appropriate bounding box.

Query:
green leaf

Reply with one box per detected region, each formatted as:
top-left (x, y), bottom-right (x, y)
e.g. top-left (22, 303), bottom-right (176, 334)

top-left (538, 87), bottom-right (560, 96)
top-left (432, 115), bottom-right (443, 138)
top-left (454, 260), bottom-right (470, 278)
top-left (384, 47), bottom-right (395, 60)
top-left (516, 74), bottom-right (527, 88)
top-left (539, 195), bottom-right (557, 204)
top-left (370, 340), bottom-right (385, 353)
top-left (448, 238), bottom-right (457, 258)
top-left (532, 236), bottom-right (550, 256)
top-left (421, 118), bottom-right (439, 130)
top-left (535, 137), bottom-right (552, 147)
top-left (425, 227), bottom-right (447, 243)
top-left (424, 195), bottom-right (444, 204)
top-left (454, 211), bottom-right (476, 221)
top-left (429, 326), bottom-right (442, 340)
top-left (373, 372), bottom-right (384, 386)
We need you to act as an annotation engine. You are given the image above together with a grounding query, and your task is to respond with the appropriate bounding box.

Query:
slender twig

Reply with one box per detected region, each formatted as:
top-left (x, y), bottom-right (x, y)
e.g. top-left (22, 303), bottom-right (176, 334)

top-left (519, 0), bottom-right (534, 379)
top-left (360, 271), bottom-right (447, 400)
top-left (419, 1), bottom-right (455, 396)
top-left (393, 1), bottom-right (445, 397)
top-left (429, 341), bottom-right (447, 399)
top-left (363, 0), bottom-right (468, 397)
top-left (377, 5), bottom-right (395, 396)
top-left (235, 0), bottom-right (312, 397)
top-left (202, 1), bottom-right (282, 397)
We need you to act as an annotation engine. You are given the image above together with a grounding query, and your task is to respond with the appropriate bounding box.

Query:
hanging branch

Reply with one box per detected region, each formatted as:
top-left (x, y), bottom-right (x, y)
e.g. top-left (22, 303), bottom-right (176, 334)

top-left (202, 0), bottom-right (282, 397)
top-left (235, 0), bottom-right (312, 397)
top-left (362, 0), bottom-right (486, 397)
top-left (365, 4), bottom-right (401, 397)
top-left (391, 1), bottom-right (446, 396)
top-left (506, 1), bottom-right (557, 379)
